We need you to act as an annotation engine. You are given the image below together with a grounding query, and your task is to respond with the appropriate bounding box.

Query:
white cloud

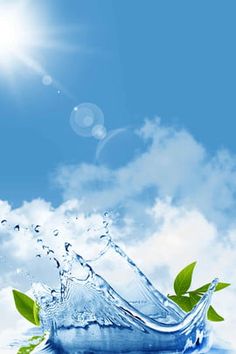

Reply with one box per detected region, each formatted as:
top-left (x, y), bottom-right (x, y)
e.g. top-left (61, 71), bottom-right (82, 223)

top-left (55, 118), bottom-right (236, 229)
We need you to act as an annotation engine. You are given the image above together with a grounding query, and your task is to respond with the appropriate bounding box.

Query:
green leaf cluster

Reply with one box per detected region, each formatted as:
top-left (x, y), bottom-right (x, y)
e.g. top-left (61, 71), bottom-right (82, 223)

top-left (12, 289), bottom-right (40, 326)
top-left (168, 262), bottom-right (230, 322)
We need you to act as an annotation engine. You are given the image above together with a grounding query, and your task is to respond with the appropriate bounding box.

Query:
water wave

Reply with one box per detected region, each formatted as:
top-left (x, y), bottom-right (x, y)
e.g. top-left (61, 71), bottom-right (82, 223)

top-left (32, 236), bottom-right (217, 353)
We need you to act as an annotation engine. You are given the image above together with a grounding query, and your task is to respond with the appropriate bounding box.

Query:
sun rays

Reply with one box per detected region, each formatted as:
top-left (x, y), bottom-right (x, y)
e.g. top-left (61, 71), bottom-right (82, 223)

top-left (0, 0), bottom-right (80, 96)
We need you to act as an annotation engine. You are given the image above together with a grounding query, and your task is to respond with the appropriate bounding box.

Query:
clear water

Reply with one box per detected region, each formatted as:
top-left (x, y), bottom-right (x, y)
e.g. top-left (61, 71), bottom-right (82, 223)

top-left (28, 234), bottom-right (219, 354)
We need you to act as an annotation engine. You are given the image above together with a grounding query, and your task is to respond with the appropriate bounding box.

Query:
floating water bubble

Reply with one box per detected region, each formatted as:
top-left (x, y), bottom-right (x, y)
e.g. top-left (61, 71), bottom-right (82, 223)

top-left (70, 103), bottom-right (105, 137)
top-left (92, 124), bottom-right (107, 140)
top-left (42, 75), bottom-right (53, 86)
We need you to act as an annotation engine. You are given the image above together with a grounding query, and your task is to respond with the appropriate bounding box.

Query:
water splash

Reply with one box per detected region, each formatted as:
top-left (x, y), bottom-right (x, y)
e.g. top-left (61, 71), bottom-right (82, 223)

top-left (31, 236), bottom-right (217, 353)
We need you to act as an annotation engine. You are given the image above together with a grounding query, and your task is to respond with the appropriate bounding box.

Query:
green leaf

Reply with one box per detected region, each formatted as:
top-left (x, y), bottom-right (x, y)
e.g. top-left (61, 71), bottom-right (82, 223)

top-left (169, 262), bottom-right (229, 322)
top-left (168, 295), bottom-right (193, 312)
top-left (33, 302), bottom-right (40, 326)
top-left (174, 262), bottom-right (197, 296)
top-left (189, 292), bottom-right (201, 307)
top-left (17, 334), bottom-right (45, 353)
top-left (194, 282), bottom-right (230, 294)
top-left (12, 289), bottom-right (40, 326)
top-left (207, 306), bottom-right (224, 322)
top-left (189, 293), bottom-right (224, 322)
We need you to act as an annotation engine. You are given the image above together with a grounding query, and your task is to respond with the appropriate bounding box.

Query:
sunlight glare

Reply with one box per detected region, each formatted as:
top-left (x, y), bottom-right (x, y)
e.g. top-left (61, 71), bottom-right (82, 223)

top-left (0, 1), bottom-right (79, 97)
top-left (0, 7), bottom-right (32, 56)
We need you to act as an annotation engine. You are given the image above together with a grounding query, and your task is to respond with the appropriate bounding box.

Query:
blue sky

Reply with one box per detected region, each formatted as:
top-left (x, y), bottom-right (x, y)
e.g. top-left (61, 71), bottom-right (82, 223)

top-left (1, 1), bottom-right (236, 349)
top-left (0, 0), bottom-right (236, 207)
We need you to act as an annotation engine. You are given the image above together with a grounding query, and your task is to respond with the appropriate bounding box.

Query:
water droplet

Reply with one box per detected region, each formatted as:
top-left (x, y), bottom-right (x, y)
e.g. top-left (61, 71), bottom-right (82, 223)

top-left (104, 211), bottom-right (109, 217)
top-left (37, 238), bottom-right (43, 243)
top-left (34, 225), bottom-right (41, 233)
top-left (65, 242), bottom-right (72, 252)
top-left (53, 229), bottom-right (59, 237)
top-left (40, 296), bottom-right (47, 304)
top-left (16, 268), bottom-right (22, 274)
top-left (42, 74), bottom-right (52, 86)
top-left (1, 219), bottom-right (7, 225)
top-left (36, 254), bottom-right (41, 258)
top-left (54, 258), bottom-right (60, 268)
top-left (70, 103), bottom-right (104, 138)
top-left (57, 90), bottom-right (61, 94)
top-left (14, 224), bottom-right (20, 231)
top-left (51, 289), bottom-right (56, 297)
top-left (103, 221), bottom-right (109, 228)
top-left (47, 249), bottom-right (55, 255)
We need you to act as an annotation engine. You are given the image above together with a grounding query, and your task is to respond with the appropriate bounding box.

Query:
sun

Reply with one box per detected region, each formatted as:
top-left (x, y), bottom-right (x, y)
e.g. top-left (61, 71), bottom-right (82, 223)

top-left (0, 2), bottom-right (42, 77)
top-left (0, 12), bottom-right (30, 54)
top-left (0, 1), bottom-right (80, 95)
top-left (0, 3), bottom-right (34, 60)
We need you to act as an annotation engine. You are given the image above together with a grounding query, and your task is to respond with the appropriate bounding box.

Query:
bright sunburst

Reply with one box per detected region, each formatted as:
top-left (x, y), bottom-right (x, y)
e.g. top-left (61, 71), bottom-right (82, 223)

top-left (0, 8), bottom-right (32, 54)
top-left (0, 2), bottom-right (38, 69)
top-left (0, 1), bottom-right (79, 93)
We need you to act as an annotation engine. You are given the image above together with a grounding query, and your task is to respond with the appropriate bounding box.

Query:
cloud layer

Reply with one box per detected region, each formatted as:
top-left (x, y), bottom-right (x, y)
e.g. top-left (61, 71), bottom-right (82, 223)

top-left (55, 118), bottom-right (236, 229)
